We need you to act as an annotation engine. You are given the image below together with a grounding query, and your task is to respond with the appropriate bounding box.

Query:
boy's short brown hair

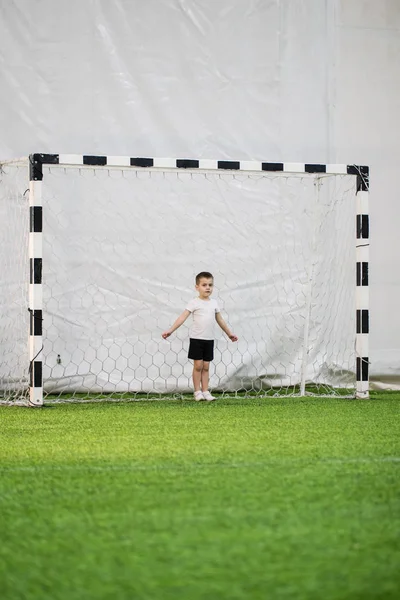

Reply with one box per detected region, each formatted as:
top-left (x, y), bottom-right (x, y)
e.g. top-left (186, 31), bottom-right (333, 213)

top-left (195, 271), bottom-right (214, 285)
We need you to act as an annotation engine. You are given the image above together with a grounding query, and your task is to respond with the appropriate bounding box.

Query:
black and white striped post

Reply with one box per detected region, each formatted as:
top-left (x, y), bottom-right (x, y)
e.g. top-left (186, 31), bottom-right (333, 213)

top-left (27, 154), bottom-right (369, 402)
top-left (352, 165), bottom-right (370, 399)
top-left (28, 155), bottom-right (45, 406)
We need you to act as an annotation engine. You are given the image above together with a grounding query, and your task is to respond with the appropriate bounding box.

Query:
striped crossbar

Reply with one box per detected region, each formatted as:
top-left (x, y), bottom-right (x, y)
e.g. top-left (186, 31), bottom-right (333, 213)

top-left (29, 153), bottom-right (369, 187)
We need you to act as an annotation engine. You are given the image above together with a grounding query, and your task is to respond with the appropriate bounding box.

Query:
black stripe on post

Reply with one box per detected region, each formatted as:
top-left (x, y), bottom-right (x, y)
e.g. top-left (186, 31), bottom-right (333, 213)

top-left (356, 215), bottom-right (369, 239)
top-left (130, 157), bottom-right (154, 167)
top-left (39, 154), bottom-right (59, 165)
top-left (218, 161), bottom-right (240, 170)
top-left (305, 164), bottom-right (326, 173)
top-left (347, 165), bottom-right (369, 192)
top-left (30, 154), bottom-right (59, 181)
top-left (356, 357), bottom-right (369, 382)
top-left (30, 206), bottom-right (43, 233)
top-left (356, 262), bottom-right (369, 286)
top-left (30, 309), bottom-right (43, 336)
top-left (83, 155), bottom-right (107, 166)
top-left (176, 159), bottom-right (199, 169)
top-left (30, 258), bottom-right (42, 284)
top-left (356, 309), bottom-right (369, 334)
top-left (30, 361), bottom-right (43, 388)
top-left (262, 162), bottom-right (284, 172)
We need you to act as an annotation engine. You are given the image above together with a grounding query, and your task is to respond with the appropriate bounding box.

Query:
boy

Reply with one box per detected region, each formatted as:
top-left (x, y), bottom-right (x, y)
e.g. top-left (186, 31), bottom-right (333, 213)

top-left (162, 272), bottom-right (238, 401)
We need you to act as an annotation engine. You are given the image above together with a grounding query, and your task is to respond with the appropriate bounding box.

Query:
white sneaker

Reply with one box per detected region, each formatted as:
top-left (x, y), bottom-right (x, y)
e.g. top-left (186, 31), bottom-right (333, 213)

top-left (202, 391), bottom-right (216, 402)
top-left (194, 391), bottom-right (204, 401)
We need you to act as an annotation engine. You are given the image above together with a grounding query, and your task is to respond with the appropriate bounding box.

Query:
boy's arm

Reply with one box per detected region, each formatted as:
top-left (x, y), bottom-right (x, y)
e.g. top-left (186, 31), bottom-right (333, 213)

top-left (215, 312), bottom-right (238, 342)
top-left (162, 310), bottom-right (191, 339)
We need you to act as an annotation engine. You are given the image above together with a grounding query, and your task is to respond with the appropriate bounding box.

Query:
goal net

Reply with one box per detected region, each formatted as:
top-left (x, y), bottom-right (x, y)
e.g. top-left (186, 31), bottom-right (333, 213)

top-left (0, 161), bottom-right (30, 403)
top-left (0, 155), bottom-right (369, 404)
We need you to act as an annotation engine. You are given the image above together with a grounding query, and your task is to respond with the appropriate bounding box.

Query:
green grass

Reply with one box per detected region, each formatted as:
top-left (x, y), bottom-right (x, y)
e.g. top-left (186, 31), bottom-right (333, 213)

top-left (1, 394), bottom-right (400, 600)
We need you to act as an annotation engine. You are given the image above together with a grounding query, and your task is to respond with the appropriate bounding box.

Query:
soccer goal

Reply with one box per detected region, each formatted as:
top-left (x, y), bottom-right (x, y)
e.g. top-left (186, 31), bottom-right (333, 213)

top-left (0, 154), bottom-right (369, 406)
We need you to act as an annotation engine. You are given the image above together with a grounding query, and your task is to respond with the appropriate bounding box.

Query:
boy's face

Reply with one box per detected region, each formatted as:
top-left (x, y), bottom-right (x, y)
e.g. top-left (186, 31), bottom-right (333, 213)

top-left (196, 277), bottom-right (214, 298)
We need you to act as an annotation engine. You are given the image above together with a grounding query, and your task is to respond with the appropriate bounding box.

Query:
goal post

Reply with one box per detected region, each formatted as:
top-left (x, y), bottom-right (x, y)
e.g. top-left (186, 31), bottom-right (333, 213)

top-left (0, 153), bottom-right (369, 405)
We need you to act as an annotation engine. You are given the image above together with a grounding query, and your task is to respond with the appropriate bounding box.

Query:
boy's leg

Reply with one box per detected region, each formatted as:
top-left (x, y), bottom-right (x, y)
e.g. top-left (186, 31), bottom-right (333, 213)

top-left (193, 360), bottom-right (203, 392)
top-left (201, 360), bottom-right (215, 401)
top-left (201, 361), bottom-right (210, 392)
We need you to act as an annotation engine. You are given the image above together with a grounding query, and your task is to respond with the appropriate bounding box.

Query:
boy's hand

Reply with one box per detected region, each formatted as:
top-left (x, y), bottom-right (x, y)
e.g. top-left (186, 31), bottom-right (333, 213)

top-left (229, 334), bottom-right (238, 342)
top-left (162, 331), bottom-right (172, 339)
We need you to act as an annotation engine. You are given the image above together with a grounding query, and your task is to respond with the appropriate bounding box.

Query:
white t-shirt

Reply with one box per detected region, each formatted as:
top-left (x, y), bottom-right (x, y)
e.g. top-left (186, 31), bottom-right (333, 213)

top-left (186, 297), bottom-right (220, 340)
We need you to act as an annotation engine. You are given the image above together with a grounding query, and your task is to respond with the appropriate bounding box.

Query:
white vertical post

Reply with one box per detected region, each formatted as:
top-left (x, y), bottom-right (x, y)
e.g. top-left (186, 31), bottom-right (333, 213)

top-left (28, 155), bottom-right (44, 406)
top-left (354, 169), bottom-right (369, 399)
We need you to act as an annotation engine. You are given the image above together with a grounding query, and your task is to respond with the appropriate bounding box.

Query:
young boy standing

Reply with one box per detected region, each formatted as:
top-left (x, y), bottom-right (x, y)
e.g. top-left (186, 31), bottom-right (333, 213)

top-left (162, 272), bottom-right (238, 401)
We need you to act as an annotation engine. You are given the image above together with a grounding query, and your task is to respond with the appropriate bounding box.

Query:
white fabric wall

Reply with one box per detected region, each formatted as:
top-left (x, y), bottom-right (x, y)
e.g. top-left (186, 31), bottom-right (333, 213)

top-left (0, 0), bottom-right (399, 386)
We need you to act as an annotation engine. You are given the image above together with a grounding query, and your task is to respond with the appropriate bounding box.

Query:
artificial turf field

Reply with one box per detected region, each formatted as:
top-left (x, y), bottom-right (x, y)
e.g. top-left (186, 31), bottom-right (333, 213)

top-left (1, 394), bottom-right (399, 600)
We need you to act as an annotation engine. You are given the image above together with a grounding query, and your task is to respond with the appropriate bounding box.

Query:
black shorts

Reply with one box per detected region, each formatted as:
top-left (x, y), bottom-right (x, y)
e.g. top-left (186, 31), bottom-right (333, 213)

top-left (188, 338), bottom-right (214, 362)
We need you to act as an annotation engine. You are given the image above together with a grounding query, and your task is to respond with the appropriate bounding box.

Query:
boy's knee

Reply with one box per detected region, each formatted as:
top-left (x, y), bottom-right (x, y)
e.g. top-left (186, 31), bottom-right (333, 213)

top-left (193, 361), bottom-right (203, 372)
top-left (202, 362), bottom-right (210, 372)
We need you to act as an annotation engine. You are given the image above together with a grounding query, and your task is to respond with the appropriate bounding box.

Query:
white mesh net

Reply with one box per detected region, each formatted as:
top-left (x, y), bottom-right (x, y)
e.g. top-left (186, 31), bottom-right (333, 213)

top-left (0, 161), bottom-right (357, 403)
top-left (0, 162), bottom-right (30, 403)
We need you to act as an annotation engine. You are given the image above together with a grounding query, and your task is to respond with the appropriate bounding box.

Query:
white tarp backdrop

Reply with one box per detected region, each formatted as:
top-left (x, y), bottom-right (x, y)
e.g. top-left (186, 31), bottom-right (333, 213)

top-left (0, 0), bottom-right (399, 388)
